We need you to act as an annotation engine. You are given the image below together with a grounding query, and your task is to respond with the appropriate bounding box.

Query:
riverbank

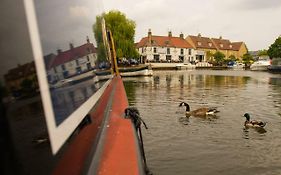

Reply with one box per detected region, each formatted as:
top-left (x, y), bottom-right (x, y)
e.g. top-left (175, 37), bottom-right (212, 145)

top-left (145, 63), bottom-right (228, 70)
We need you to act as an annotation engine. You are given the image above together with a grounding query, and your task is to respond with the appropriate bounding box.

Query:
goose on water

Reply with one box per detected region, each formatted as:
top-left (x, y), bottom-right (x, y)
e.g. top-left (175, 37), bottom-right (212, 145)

top-left (179, 102), bottom-right (219, 117)
top-left (243, 113), bottom-right (266, 128)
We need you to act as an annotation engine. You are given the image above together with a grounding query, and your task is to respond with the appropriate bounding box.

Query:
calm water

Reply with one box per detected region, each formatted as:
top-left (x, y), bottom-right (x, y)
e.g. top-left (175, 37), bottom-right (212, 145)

top-left (123, 70), bottom-right (281, 175)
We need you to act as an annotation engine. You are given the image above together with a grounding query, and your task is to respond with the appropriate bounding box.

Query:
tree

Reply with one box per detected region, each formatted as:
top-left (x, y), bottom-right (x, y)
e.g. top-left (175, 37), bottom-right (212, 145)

top-left (206, 51), bottom-right (213, 62)
top-left (258, 49), bottom-right (268, 56)
top-left (213, 51), bottom-right (225, 65)
top-left (268, 36), bottom-right (281, 58)
top-left (229, 55), bottom-right (237, 61)
top-left (93, 10), bottom-right (139, 63)
top-left (242, 53), bottom-right (254, 67)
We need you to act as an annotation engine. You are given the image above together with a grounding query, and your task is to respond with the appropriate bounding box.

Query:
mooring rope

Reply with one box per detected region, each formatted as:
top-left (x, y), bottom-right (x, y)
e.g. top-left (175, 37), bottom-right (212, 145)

top-left (124, 107), bottom-right (152, 175)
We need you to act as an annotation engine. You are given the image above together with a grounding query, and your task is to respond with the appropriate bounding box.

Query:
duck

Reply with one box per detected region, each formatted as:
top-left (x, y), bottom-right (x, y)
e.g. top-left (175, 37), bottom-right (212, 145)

top-left (243, 113), bottom-right (266, 128)
top-left (179, 102), bottom-right (219, 117)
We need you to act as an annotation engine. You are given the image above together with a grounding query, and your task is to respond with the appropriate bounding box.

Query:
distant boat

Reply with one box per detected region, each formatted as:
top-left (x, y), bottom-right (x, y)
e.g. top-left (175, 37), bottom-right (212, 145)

top-left (176, 63), bottom-right (196, 70)
top-left (227, 61), bottom-right (245, 70)
top-left (250, 59), bottom-right (271, 71)
top-left (268, 58), bottom-right (281, 73)
top-left (94, 65), bottom-right (153, 82)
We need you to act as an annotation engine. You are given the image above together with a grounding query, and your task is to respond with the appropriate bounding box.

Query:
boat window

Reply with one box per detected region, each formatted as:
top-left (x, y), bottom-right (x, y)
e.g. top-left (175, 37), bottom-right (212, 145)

top-left (0, 0), bottom-right (109, 154)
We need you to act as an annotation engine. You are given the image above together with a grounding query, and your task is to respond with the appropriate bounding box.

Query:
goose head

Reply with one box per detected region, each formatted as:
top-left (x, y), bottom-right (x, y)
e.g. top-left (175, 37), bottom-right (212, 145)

top-left (243, 113), bottom-right (250, 121)
top-left (179, 102), bottom-right (190, 112)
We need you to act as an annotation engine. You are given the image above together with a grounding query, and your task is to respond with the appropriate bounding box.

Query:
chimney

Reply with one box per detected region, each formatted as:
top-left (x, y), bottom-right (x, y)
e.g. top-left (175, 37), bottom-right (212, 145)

top-left (148, 29), bottom-right (152, 44)
top-left (168, 31), bottom-right (172, 37)
top-left (69, 43), bottom-right (74, 49)
top-left (198, 33), bottom-right (201, 37)
top-left (86, 36), bottom-right (90, 43)
top-left (219, 36), bottom-right (222, 40)
top-left (180, 33), bottom-right (184, 39)
top-left (57, 49), bottom-right (62, 54)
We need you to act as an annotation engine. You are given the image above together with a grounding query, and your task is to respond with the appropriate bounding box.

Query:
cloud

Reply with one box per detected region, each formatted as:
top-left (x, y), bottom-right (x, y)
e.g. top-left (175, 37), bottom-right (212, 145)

top-left (69, 6), bottom-right (90, 18)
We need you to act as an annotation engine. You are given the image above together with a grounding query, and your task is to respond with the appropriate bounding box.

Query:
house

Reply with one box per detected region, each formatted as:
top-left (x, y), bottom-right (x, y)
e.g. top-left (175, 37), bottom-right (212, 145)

top-left (186, 34), bottom-right (247, 62)
top-left (47, 38), bottom-right (97, 83)
top-left (4, 61), bottom-right (37, 94)
top-left (136, 29), bottom-right (195, 63)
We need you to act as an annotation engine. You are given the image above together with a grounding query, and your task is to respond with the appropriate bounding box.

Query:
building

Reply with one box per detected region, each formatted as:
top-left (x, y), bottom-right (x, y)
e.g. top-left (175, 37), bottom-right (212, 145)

top-left (186, 34), bottom-right (247, 62)
top-left (47, 38), bottom-right (97, 83)
top-left (136, 29), bottom-right (195, 63)
top-left (4, 61), bottom-right (37, 94)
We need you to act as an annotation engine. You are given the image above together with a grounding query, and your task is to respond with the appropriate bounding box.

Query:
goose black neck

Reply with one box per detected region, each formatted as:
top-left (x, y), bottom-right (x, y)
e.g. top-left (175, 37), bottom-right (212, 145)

top-left (185, 104), bottom-right (190, 112)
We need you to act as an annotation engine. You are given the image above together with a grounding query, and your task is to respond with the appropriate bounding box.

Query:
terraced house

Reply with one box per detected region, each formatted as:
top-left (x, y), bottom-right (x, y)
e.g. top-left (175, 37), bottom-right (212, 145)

top-left (46, 38), bottom-right (97, 83)
top-left (136, 29), bottom-right (195, 63)
top-left (186, 34), bottom-right (247, 62)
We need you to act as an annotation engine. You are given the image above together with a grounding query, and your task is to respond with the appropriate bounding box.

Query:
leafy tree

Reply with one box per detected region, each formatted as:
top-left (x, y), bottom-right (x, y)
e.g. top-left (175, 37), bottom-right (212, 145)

top-left (229, 55), bottom-right (237, 61)
top-left (93, 10), bottom-right (139, 63)
top-left (206, 51), bottom-right (213, 61)
top-left (258, 49), bottom-right (268, 56)
top-left (242, 53), bottom-right (254, 67)
top-left (213, 51), bottom-right (225, 65)
top-left (268, 36), bottom-right (281, 58)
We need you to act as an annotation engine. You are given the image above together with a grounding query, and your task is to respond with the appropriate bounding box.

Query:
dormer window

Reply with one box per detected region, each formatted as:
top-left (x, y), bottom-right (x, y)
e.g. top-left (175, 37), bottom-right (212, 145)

top-left (198, 42), bottom-right (202, 46)
top-left (208, 43), bottom-right (212, 47)
top-left (220, 44), bottom-right (223, 48)
top-left (229, 45), bottom-right (232, 48)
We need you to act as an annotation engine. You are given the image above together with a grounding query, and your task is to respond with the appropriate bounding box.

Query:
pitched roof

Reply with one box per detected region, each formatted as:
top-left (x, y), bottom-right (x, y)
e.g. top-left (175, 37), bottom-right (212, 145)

top-left (48, 42), bottom-right (96, 69)
top-left (137, 36), bottom-right (193, 49)
top-left (211, 38), bottom-right (233, 50)
top-left (187, 35), bottom-right (217, 49)
top-left (231, 42), bottom-right (244, 51)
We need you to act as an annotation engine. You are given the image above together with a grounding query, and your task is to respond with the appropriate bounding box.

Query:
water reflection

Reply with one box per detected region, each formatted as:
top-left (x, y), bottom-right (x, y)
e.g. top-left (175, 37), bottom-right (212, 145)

top-left (51, 79), bottom-right (105, 125)
top-left (124, 70), bottom-right (281, 175)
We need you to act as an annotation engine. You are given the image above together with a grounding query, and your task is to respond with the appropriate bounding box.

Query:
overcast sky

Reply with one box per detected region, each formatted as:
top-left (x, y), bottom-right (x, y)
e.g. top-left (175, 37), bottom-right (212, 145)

top-left (103, 0), bottom-right (281, 51)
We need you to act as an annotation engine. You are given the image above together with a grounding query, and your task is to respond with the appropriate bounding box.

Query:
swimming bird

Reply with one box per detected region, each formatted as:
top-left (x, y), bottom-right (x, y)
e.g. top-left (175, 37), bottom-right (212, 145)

top-left (243, 113), bottom-right (266, 128)
top-left (179, 102), bottom-right (219, 117)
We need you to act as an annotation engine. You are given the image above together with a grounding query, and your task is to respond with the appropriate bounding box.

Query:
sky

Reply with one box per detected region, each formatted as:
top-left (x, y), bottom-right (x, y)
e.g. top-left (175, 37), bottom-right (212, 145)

top-left (102, 0), bottom-right (281, 51)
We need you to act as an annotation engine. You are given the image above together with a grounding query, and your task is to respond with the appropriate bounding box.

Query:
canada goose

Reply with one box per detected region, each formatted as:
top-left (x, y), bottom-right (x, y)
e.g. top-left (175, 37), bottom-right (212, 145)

top-left (243, 113), bottom-right (266, 128)
top-left (179, 102), bottom-right (219, 117)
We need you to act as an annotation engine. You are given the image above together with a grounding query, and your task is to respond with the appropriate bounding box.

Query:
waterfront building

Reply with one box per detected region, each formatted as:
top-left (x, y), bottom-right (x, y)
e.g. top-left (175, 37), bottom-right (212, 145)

top-left (47, 38), bottom-right (97, 83)
top-left (136, 29), bottom-right (195, 63)
top-left (186, 34), bottom-right (247, 62)
top-left (4, 61), bottom-right (38, 94)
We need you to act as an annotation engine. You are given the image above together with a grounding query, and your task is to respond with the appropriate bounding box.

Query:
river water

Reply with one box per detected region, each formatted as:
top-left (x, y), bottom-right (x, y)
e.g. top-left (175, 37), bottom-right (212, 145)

top-left (123, 70), bottom-right (281, 175)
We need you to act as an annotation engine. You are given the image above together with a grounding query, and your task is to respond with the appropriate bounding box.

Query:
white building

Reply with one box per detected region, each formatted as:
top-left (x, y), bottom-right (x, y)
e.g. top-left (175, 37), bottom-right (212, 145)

top-left (46, 38), bottom-right (97, 83)
top-left (136, 29), bottom-right (195, 63)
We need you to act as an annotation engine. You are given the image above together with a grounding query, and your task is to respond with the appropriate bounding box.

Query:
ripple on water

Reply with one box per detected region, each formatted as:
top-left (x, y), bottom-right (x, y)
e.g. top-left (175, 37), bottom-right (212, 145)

top-left (124, 70), bottom-right (281, 175)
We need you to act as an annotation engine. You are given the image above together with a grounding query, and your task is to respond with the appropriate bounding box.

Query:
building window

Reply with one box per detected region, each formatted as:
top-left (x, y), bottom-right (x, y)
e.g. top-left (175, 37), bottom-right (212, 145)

top-left (87, 63), bottom-right (91, 70)
top-left (229, 45), bottom-right (232, 48)
top-left (153, 47), bottom-right (157, 53)
top-left (208, 42), bottom-right (212, 47)
top-left (87, 56), bottom-right (90, 62)
top-left (188, 49), bottom-right (192, 55)
top-left (76, 66), bottom-right (82, 74)
top-left (198, 42), bottom-right (201, 46)
top-left (154, 55), bottom-right (160, 62)
top-left (180, 49), bottom-right (184, 55)
top-left (76, 60), bottom-right (79, 66)
top-left (61, 64), bottom-right (66, 71)
top-left (167, 48), bottom-right (170, 54)
top-left (63, 71), bottom-right (69, 78)
top-left (142, 48), bottom-right (144, 53)
top-left (54, 67), bottom-right (57, 73)
top-left (166, 55), bottom-right (172, 62)
top-left (220, 44), bottom-right (223, 48)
